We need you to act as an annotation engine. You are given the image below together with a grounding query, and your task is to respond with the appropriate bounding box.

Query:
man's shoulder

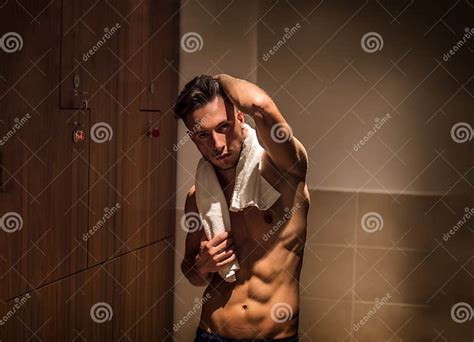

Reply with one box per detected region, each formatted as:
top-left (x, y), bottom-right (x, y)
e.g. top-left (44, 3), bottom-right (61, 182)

top-left (185, 185), bottom-right (198, 213)
top-left (187, 184), bottom-right (196, 196)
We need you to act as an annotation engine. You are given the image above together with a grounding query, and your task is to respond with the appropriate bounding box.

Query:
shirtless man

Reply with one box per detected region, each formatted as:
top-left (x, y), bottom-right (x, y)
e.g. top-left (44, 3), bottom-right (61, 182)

top-left (174, 74), bottom-right (309, 341)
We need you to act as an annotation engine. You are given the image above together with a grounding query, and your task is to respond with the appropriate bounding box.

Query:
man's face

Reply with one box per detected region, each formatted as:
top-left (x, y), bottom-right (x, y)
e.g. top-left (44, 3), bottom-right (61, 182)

top-left (186, 96), bottom-right (246, 170)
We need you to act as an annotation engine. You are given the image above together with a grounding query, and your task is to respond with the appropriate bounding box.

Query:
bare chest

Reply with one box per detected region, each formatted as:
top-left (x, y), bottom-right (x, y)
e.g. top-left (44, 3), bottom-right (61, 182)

top-left (222, 158), bottom-right (309, 254)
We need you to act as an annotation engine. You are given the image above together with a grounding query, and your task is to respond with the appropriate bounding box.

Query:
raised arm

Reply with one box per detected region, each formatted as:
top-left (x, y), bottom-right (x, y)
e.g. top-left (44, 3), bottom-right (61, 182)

top-left (215, 74), bottom-right (308, 180)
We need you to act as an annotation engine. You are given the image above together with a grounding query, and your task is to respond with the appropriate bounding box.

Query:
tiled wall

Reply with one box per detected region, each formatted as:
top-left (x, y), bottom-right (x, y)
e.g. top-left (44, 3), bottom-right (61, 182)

top-left (257, 0), bottom-right (472, 194)
top-left (300, 189), bottom-right (473, 341)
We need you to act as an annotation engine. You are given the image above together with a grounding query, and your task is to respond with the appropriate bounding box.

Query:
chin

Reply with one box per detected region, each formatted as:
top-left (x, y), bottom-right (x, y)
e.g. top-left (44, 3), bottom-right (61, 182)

top-left (213, 158), bottom-right (237, 170)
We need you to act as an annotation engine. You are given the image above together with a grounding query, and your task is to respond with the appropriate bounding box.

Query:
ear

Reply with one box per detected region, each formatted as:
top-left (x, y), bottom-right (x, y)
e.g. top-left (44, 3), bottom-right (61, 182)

top-left (236, 109), bottom-right (245, 124)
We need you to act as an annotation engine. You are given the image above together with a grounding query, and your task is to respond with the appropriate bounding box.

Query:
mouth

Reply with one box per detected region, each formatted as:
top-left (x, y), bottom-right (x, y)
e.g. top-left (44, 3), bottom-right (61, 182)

top-left (216, 153), bottom-right (231, 160)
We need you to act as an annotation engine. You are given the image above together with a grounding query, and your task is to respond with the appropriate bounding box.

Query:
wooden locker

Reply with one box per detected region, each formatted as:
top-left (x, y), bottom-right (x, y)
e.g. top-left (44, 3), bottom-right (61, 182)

top-left (0, 237), bottom-right (174, 340)
top-left (0, 0), bottom-right (94, 301)
top-left (0, 0), bottom-right (178, 338)
top-left (87, 111), bottom-right (173, 265)
top-left (134, 237), bottom-right (175, 341)
top-left (156, 108), bottom-right (178, 242)
top-left (84, 0), bottom-right (179, 265)
top-left (0, 243), bottom-right (136, 341)
top-left (60, 0), bottom-right (121, 109)
top-left (0, 109), bottom-right (89, 301)
top-left (140, 0), bottom-right (180, 111)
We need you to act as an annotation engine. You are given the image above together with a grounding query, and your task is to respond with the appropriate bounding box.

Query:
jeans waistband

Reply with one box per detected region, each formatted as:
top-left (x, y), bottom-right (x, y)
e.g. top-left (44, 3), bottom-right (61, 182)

top-left (194, 327), bottom-right (299, 342)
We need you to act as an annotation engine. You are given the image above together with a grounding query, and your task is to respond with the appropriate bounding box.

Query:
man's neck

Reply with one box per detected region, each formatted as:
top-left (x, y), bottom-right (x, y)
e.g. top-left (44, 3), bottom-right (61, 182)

top-left (214, 166), bottom-right (236, 194)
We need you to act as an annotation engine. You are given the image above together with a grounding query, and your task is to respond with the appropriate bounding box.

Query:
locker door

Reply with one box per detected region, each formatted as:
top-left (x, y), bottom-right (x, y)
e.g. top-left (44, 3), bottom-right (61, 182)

top-left (0, 109), bottom-right (89, 301)
top-left (0, 239), bottom-right (138, 341)
top-left (157, 109), bottom-right (178, 240)
top-left (88, 111), bottom-right (175, 265)
top-left (140, 0), bottom-right (180, 111)
top-left (134, 237), bottom-right (175, 341)
top-left (60, 0), bottom-right (121, 109)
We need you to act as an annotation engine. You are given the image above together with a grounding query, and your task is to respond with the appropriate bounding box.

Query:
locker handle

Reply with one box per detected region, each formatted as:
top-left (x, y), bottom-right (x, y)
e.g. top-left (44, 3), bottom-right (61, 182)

top-left (0, 150), bottom-right (3, 192)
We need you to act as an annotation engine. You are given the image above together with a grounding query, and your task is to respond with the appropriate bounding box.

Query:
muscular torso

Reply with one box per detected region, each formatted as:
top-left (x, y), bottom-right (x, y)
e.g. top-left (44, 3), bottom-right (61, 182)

top-left (198, 153), bottom-right (310, 339)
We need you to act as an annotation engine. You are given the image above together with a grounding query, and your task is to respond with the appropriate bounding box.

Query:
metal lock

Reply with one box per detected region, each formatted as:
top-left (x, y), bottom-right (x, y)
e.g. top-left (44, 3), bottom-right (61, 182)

top-left (72, 127), bottom-right (85, 143)
top-left (147, 127), bottom-right (160, 139)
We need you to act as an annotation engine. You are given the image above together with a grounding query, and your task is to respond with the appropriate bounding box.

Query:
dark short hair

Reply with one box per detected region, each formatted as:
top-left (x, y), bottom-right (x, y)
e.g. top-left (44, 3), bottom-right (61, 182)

top-left (173, 74), bottom-right (228, 123)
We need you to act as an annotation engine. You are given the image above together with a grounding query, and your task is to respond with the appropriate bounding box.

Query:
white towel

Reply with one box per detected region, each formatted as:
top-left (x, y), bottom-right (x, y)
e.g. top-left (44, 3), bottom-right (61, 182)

top-left (195, 122), bottom-right (281, 282)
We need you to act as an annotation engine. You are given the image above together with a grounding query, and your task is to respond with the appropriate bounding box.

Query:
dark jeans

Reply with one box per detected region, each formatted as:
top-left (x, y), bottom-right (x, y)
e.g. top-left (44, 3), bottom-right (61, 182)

top-left (194, 327), bottom-right (299, 342)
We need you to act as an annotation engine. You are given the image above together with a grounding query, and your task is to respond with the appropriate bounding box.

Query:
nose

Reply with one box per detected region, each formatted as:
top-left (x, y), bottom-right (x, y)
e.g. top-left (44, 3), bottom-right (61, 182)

top-left (211, 130), bottom-right (226, 153)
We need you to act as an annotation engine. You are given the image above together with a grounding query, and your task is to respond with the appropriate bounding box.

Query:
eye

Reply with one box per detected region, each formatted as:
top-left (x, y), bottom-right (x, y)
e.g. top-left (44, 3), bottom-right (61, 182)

top-left (218, 123), bottom-right (230, 132)
top-left (197, 132), bottom-right (209, 140)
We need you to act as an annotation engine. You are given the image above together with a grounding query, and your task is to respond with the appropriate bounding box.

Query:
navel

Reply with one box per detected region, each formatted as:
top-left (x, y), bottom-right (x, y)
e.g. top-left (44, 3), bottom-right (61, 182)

top-left (263, 212), bottom-right (273, 224)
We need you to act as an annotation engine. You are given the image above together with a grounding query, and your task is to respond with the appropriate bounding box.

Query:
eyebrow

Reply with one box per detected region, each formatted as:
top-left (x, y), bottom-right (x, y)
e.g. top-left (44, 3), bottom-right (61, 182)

top-left (193, 120), bottom-right (228, 135)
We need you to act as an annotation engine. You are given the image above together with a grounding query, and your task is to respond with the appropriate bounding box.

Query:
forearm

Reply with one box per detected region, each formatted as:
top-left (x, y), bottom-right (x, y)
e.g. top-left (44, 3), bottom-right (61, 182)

top-left (216, 74), bottom-right (289, 138)
top-left (215, 74), bottom-right (276, 118)
top-left (181, 256), bottom-right (213, 287)
top-left (216, 74), bottom-right (307, 179)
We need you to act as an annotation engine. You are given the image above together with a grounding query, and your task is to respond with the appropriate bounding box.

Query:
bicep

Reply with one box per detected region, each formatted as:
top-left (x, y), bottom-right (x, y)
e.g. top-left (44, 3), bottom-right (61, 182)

top-left (261, 135), bottom-right (308, 180)
top-left (252, 103), bottom-right (308, 180)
